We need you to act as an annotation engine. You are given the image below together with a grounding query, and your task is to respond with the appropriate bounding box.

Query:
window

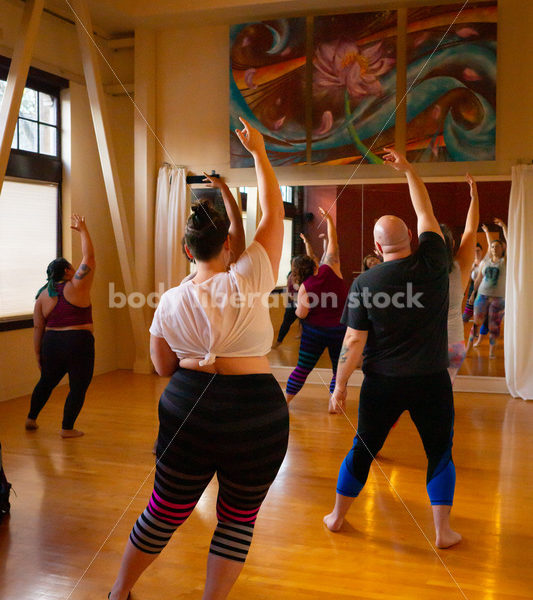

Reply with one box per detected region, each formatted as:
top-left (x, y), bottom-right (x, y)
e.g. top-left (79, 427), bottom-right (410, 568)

top-left (0, 58), bottom-right (67, 330)
top-left (0, 81), bottom-right (59, 157)
top-left (280, 186), bottom-right (293, 204)
top-left (0, 180), bottom-right (59, 318)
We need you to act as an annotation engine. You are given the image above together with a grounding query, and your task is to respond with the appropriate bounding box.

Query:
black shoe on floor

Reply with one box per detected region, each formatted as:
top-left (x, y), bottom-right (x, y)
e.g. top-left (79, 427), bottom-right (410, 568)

top-left (0, 481), bottom-right (12, 521)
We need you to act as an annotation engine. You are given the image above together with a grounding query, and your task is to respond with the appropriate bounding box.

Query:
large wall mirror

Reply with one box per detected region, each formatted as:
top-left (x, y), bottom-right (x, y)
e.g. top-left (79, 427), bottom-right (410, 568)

top-left (264, 180), bottom-right (511, 379)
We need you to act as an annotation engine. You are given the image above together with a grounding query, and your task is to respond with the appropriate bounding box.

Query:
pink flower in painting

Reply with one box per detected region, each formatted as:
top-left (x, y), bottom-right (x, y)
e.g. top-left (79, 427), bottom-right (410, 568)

top-left (314, 40), bottom-right (395, 100)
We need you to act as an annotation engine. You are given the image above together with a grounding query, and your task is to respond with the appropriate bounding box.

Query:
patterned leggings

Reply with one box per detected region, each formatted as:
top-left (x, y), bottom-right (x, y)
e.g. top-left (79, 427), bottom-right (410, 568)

top-left (286, 322), bottom-right (346, 396)
top-left (337, 371), bottom-right (455, 506)
top-left (130, 369), bottom-right (289, 562)
top-left (471, 294), bottom-right (505, 346)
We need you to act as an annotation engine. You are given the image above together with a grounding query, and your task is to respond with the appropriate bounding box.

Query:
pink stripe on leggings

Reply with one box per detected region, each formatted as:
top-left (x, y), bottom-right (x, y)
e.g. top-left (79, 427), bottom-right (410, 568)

top-left (152, 490), bottom-right (197, 510)
top-left (218, 496), bottom-right (260, 516)
top-left (217, 504), bottom-right (257, 523)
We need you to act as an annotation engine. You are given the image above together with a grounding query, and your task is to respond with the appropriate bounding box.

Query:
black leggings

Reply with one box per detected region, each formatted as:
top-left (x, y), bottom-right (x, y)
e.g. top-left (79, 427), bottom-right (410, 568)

top-left (277, 304), bottom-right (298, 343)
top-left (337, 370), bottom-right (455, 505)
top-left (130, 368), bottom-right (290, 562)
top-left (28, 330), bottom-right (95, 429)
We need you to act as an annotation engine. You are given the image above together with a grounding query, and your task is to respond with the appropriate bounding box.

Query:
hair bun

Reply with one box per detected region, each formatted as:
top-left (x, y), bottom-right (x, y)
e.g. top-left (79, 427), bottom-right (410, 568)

top-left (190, 201), bottom-right (212, 229)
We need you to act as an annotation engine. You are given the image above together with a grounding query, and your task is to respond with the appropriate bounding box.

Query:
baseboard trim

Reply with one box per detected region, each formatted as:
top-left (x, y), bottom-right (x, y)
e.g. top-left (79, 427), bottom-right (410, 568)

top-left (271, 367), bottom-right (509, 395)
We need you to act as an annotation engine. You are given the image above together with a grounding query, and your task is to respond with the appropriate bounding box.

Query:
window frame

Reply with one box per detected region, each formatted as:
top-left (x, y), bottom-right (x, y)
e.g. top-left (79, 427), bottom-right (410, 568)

top-left (0, 57), bottom-right (68, 331)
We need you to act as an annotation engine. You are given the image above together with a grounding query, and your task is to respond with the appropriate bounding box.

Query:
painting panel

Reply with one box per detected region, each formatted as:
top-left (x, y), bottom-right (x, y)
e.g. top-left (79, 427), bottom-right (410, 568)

top-left (230, 18), bottom-right (307, 167)
top-left (406, 2), bottom-right (497, 162)
top-left (311, 11), bottom-right (397, 165)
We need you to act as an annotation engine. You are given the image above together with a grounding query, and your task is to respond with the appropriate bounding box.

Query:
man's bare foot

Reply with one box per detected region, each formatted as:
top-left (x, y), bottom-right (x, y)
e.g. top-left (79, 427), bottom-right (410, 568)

top-left (473, 335), bottom-right (482, 348)
top-left (323, 512), bottom-right (344, 532)
top-left (435, 529), bottom-right (462, 549)
top-left (25, 418), bottom-right (38, 431)
top-left (60, 429), bottom-right (84, 438)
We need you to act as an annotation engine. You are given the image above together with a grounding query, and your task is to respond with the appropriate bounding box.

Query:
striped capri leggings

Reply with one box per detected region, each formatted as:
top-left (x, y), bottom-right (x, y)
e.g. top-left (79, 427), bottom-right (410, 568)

top-left (286, 322), bottom-right (346, 396)
top-left (129, 368), bottom-right (289, 563)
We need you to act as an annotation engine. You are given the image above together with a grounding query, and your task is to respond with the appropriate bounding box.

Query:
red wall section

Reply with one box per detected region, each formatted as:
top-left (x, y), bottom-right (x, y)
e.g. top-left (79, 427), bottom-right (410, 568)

top-left (304, 180), bottom-right (511, 286)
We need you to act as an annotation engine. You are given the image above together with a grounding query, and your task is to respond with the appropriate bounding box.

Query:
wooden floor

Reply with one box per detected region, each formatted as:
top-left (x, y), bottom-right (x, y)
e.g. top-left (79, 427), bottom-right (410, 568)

top-left (268, 305), bottom-right (506, 378)
top-left (1, 371), bottom-right (532, 599)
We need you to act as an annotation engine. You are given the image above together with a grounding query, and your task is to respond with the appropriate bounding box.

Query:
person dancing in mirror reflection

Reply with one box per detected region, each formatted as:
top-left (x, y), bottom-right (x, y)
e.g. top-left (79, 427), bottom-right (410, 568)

top-left (108, 119), bottom-right (289, 600)
top-left (286, 208), bottom-right (349, 413)
top-left (325, 149), bottom-right (461, 549)
top-left (27, 214), bottom-right (95, 438)
top-left (466, 218), bottom-right (507, 359)
top-left (440, 173), bottom-right (480, 383)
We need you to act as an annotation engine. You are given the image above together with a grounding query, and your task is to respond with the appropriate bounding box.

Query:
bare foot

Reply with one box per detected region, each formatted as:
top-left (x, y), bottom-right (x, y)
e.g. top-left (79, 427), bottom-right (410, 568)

top-left (489, 348), bottom-right (496, 359)
top-left (436, 529), bottom-right (462, 549)
top-left (473, 335), bottom-right (482, 348)
top-left (323, 512), bottom-right (344, 532)
top-left (272, 341), bottom-right (281, 349)
top-left (25, 418), bottom-right (38, 431)
top-left (60, 429), bottom-right (84, 438)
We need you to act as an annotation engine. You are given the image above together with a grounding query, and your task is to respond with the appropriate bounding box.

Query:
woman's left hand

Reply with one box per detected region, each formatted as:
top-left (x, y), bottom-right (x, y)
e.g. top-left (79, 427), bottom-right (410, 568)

top-left (71, 214), bottom-right (86, 232)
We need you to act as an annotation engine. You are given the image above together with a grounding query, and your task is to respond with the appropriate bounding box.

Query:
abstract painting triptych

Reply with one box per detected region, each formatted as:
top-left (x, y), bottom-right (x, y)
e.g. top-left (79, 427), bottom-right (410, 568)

top-left (230, 2), bottom-right (497, 167)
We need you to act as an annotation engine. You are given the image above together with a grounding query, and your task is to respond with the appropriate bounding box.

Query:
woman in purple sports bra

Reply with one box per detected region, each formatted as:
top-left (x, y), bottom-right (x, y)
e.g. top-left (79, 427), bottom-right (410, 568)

top-left (26, 214), bottom-right (95, 438)
top-left (286, 207), bottom-right (349, 413)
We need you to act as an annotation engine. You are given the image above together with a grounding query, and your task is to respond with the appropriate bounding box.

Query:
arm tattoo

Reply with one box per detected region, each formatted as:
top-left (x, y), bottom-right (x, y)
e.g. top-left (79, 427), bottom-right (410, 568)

top-left (74, 264), bottom-right (91, 280)
top-left (339, 344), bottom-right (349, 364)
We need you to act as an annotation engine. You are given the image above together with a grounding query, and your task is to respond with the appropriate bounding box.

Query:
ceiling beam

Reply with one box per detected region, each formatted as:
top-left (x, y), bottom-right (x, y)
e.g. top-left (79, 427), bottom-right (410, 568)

top-left (70, 0), bottom-right (151, 373)
top-left (0, 0), bottom-right (44, 196)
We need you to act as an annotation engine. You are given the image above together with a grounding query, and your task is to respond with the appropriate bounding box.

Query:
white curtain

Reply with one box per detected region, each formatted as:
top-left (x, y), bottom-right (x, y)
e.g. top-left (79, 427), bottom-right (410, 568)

top-left (505, 165), bottom-right (533, 400)
top-left (154, 165), bottom-right (188, 291)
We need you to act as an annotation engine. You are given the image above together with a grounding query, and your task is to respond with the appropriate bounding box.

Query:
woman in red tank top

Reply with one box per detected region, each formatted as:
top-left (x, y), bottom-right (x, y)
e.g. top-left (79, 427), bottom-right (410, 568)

top-left (286, 207), bottom-right (349, 413)
top-left (26, 214), bottom-right (96, 438)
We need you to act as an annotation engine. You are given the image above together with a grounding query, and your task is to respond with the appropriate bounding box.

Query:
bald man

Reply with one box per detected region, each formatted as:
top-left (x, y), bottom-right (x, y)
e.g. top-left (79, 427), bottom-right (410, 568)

top-left (324, 149), bottom-right (460, 549)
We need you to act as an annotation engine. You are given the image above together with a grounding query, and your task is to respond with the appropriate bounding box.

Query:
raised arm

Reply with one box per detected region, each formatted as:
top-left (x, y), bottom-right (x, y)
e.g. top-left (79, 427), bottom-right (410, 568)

top-left (318, 207), bottom-right (343, 277)
top-left (383, 148), bottom-right (443, 239)
top-left (456, 174), bottom-right (480, 290)
top-left (329, 327), bottom-right (368, 414)
top-left (481, 223), bottom-right (491, 257)
top-left (319, 233), bottom-right (328, 264)
top-left (494, 218), bottom-right (508, 244)
top-left (235, 118), bottom-right (284, 281)
top-left (299, 233), bottom-right (319, 264)
top-left (68, 214), bottom-right (95, 296)
top-left (202, 173), bottom-right (245, 261)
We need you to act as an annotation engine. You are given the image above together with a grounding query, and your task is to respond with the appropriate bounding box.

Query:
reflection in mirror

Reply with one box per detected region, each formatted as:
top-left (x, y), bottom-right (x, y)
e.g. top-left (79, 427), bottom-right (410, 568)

top-left (268, 181), bottom-right (511, 379)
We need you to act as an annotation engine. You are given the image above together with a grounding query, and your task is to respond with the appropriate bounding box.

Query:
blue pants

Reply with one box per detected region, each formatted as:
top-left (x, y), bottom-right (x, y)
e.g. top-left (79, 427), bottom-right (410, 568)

top-left (337, 370), bottom-right (455, 506)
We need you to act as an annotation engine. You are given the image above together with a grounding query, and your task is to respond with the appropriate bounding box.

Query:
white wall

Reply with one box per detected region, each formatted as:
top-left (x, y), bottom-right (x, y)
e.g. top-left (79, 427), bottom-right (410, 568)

top-left (0, 0), bottom-right (136, 400)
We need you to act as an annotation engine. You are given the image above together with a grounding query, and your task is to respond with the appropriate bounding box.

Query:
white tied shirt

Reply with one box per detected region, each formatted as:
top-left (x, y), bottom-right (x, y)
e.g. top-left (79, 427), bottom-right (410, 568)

top-left (150, 241), bottom-right (275, 366)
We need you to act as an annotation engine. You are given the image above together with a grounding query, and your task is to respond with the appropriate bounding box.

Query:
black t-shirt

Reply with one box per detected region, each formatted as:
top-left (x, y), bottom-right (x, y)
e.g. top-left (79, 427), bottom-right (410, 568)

top-left (341, 231), bottom-right (449, 376)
